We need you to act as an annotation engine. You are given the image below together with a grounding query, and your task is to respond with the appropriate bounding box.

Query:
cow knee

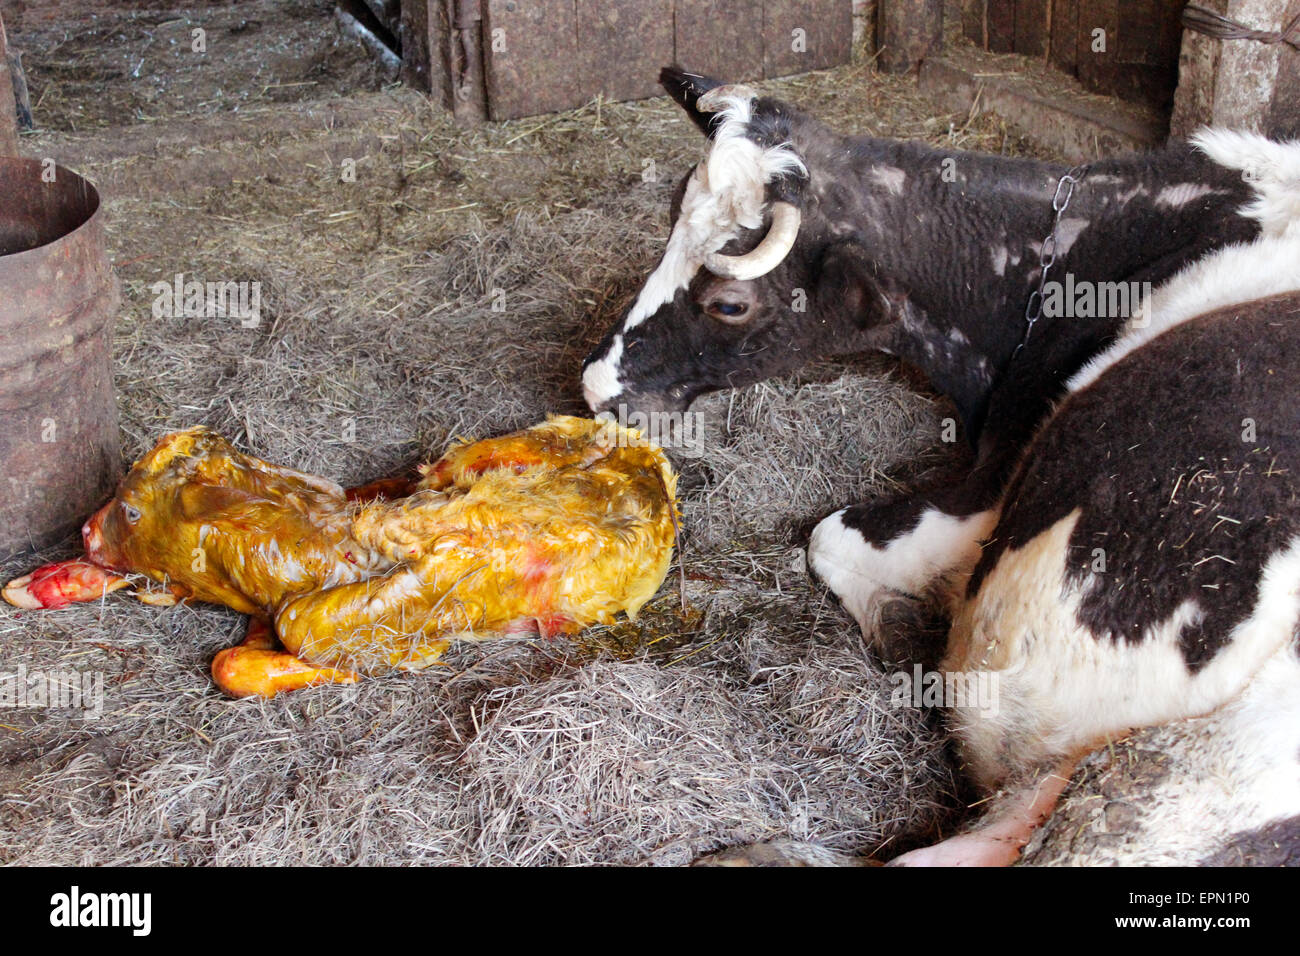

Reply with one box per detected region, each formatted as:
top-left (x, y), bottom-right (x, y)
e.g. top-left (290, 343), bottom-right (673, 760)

top-left (808, 504), bottom-right (996, 635)
top-left (809, 508), bottom-right (895, 634)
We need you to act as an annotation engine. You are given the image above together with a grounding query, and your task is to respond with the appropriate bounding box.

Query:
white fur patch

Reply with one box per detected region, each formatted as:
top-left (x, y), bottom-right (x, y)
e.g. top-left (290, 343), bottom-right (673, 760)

top-left (581, 334), bottom-right (624, 410)
top-left (809, 507), bottom-right (998, 634)
top-left (1193, 127), bottom-right (1300, 239)
top-left (870, 165), bottom-right (906, 195)
top-left (1153, 182), bottom-right (1221, 208)
top-left (1052, 217), bottom-right (1090, 257)
top-left (989, 245), bottom-right (1009, 276)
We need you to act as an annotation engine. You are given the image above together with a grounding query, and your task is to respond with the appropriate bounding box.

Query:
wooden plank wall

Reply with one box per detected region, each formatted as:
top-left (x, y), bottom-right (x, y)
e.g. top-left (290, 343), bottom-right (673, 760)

top-left (481, 0), bottom-right (850, 120)
top-left (962, 0), bottom-right (1189, 111)
top-left (0, 10), bottom-right (18, 156)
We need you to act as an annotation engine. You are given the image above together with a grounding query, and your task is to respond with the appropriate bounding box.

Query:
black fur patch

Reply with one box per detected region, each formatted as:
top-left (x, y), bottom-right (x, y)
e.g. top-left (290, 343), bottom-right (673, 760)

top-left (968, 291), bottom-right (1300, 671)
top-left (590, 70), bottom-right (1260, 460)
top-left (1199, 814), bottom-right (1300, 866)
top-left (840, 496), bottom-right (927, 548)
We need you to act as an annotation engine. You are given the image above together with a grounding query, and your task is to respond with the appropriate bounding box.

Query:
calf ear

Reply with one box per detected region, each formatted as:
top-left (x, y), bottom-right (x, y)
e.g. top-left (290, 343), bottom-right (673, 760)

top-left (178, 483), bottom-right (267, 522)
top-left (660, 65), bottom-right (727, 138)
top-left (815, 242), bottom-right (892, 330)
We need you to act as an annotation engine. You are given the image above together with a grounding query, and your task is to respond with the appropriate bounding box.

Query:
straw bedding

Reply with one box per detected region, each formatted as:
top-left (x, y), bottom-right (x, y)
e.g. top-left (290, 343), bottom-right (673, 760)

top-left (0, 3), bottom-right (1061, 864)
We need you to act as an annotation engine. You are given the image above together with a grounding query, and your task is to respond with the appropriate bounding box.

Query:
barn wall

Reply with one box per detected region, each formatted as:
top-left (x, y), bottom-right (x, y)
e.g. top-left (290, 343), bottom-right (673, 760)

top-left (411, 0), bottom-right (853, 121)
top-left (0, 10), bottom-right (18, 155)
top-left (1170, 0), bottom-right (1300, 138)
top-left (960, 0), bottom-right (1188, 112)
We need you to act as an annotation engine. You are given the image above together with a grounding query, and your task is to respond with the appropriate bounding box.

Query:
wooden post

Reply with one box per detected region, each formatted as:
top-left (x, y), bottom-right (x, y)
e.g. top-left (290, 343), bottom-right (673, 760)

top-left (1171, 0), bottom-right (1300, 138)
top-left (401, 0), bottom-right (456, 108)
top-left (877, 0), bottom-right (944, 72)
top-left (0, 11), bottom-right (19, 156)
top-left (448, 0), bottom-right (487, 123)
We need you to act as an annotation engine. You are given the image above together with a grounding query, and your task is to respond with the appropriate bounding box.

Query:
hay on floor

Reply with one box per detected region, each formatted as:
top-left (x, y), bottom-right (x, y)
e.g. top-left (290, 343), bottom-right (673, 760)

top-left (0, 39), bottom-right (1060, 864)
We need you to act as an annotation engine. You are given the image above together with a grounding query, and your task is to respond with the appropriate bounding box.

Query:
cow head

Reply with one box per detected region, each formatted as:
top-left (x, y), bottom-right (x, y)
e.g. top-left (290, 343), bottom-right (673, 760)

top-left (581, 68), bottom-right (896, 417)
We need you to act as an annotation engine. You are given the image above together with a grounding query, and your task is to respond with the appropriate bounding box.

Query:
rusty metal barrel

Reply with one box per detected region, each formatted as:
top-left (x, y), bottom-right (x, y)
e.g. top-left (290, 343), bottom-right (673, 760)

top-left (0, 158), bottom-right (120, 559)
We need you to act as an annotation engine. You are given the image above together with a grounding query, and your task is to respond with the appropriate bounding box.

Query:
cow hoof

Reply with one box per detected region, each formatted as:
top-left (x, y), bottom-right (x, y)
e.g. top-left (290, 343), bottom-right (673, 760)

top-left (692, 840), bottom-right (874, 867)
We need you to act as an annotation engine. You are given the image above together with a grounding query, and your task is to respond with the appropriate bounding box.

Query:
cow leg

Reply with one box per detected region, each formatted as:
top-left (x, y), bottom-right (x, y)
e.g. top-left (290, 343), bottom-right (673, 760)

top-left (809, 360), bottom-right (1051, 644)
top-left (808, 494), bottom-right (998, 640)
top-left (887, 755), bottom-right (1080, 867)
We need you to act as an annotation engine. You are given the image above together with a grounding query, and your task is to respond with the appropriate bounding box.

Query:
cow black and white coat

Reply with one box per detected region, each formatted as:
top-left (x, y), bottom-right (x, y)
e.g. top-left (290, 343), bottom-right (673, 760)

top-left (583, 68), bottom-right (1300, 865)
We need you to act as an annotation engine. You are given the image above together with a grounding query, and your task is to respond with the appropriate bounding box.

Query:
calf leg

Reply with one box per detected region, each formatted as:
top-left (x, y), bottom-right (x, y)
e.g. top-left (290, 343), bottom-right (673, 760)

top-left (210, 616), bottom-right (359, 698)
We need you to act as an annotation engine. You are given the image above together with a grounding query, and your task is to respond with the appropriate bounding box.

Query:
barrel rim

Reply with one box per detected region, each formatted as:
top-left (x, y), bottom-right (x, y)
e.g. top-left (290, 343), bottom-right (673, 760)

top-left (0, 157), bottom-right (104, 260)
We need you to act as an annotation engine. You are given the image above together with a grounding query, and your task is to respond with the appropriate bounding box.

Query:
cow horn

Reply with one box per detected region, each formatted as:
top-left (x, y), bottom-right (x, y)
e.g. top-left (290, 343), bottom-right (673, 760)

top-left (704, 202), bottom-right (801, 280)
top-left (696, 85), bottom-right (757, 112)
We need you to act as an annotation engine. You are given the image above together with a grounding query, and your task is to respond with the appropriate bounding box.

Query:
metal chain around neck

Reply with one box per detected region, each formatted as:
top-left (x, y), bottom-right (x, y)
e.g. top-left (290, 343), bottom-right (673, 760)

top-left (1014, 163), bottom-right (1090, 357)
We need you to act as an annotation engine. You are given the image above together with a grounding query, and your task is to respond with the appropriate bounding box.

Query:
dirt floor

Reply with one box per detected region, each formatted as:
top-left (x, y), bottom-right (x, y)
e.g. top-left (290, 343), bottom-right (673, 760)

top-left (2, 0), bottom-right (389, 132)
top-left (0, 2), bottom-right (1080, 865)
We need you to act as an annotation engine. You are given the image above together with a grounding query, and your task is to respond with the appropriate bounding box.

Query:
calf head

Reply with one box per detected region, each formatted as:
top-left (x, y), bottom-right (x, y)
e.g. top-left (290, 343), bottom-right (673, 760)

top-left (81, 428), bottom-right (351, 612)
top-left (582, 68), bottom-right (896, 417)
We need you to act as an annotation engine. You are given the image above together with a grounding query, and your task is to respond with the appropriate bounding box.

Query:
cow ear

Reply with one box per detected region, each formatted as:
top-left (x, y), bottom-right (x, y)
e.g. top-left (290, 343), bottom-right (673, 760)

top-left (660, 65), bottom-right (727, 138)
top-left (815, 242), bottom-right (892, 330)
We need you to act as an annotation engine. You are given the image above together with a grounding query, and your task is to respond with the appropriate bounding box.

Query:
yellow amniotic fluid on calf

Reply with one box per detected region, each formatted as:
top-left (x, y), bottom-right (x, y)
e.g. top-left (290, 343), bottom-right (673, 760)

top-left (30, 415), bottom-right (678, 695)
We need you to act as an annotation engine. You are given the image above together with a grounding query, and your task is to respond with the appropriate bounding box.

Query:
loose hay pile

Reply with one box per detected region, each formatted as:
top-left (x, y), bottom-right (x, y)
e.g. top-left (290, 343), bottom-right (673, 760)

top-left (0, 48), bottom-right (1059, 864)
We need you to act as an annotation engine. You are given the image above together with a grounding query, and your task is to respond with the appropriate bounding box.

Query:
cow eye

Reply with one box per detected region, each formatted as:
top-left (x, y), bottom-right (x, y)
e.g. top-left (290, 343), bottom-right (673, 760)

top-left (706, 300), bottom-right (750, 323)
top-left (123, 503), bottom-right (142, 524)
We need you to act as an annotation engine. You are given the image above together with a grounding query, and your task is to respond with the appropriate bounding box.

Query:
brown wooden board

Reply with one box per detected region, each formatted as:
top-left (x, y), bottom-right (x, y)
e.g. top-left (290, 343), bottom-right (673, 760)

top-left (484, 0), bottom-right (582, 120)
top-left (1076, 0), bottom-right (1182, 111)
top-left (675, 0), bottom-right (765, 81)
top-left (1115, 0), bottom-right (1173, 65)
top-left (1075, 0), bottom-right (1118, 93)
top-left (961, 0), bottom-right (988, 47)
top-left (988, 0), bottom-right (1016, 51)
top-left (878, 0), bottom-right (943, 72)
top-left (481, 0), bottom-right (853, 120)
top-left (1270, 0), bottom-right (1300, 136)
top-left (578, 0), bottom-right (674, 102)
top-left (763, 0), bottom-right (853, 77)
top-left (1014, 0), bottom-right (1048, 56)
top-left (1049, 0), bottom-right (1079, 73)
top-left (0, 10), bottom-right (18, 155)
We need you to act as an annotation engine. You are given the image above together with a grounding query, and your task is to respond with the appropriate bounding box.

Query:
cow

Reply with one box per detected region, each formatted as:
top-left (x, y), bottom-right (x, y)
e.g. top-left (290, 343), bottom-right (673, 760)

top-left (583, 67), bottom-right (1300, 865)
